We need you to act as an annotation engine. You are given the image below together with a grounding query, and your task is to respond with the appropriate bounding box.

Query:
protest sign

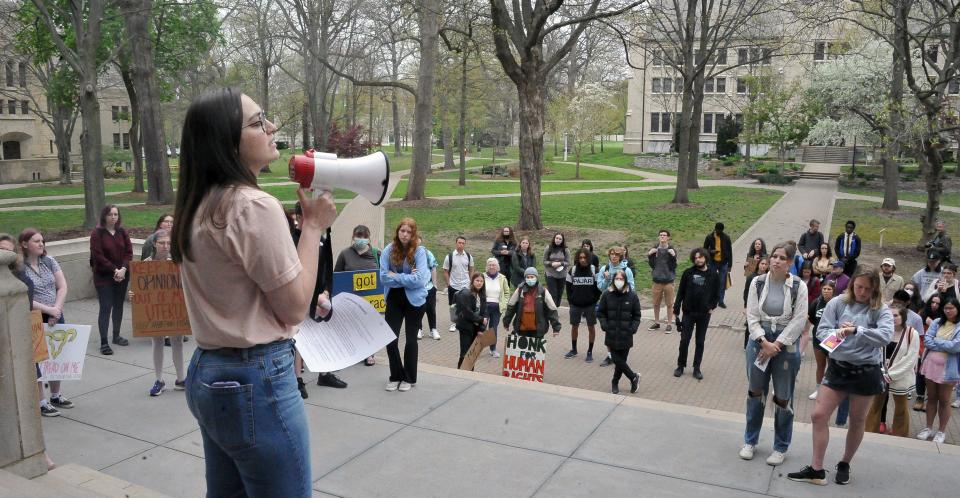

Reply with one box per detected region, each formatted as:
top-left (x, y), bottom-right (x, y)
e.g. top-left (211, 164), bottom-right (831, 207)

top-left (39, 324), bottom-right (91, 381)
top-left (130, 260), bottom-right (192, 337)
top-left (295, 293), bottom-right (395, 372)
top-left (332, 269), bottom-right (385, 314)
top-left (458, 329), bottom-right (497, 371)
top-left (31, 310), bottom-right (49, 363)
top-left (502, 333), bottom-right (546, 383)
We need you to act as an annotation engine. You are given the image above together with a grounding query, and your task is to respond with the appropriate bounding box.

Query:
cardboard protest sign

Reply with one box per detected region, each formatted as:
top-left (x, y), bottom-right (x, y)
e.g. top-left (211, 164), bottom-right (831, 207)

top-left (130, 260), bottom-right (192, 337)
top-left (31, 310), bottom-right (49, 363)
top-left (502, 333), bottom-right (546, 382)
top-left (39, 324), bottom-right (91, 381)
top-left (332, 269), bottom-right (385, 314)
top-left (458, 329), bottom-right (497, 371)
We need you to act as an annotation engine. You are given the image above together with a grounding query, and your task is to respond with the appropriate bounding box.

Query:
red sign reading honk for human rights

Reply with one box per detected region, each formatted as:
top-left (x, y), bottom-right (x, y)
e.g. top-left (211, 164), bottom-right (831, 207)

top-left (502, 333), bottom-right (546, 382)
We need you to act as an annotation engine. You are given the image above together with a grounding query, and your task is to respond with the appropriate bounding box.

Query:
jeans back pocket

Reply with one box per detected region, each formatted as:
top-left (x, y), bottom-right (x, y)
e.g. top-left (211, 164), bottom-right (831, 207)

top-left (194, 382), bottom-right (256, 451)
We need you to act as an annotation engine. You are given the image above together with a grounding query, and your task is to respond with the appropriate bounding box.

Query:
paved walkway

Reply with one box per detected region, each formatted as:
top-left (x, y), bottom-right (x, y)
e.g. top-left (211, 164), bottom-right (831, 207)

top-left (37, 299), bottom-right (960, 497)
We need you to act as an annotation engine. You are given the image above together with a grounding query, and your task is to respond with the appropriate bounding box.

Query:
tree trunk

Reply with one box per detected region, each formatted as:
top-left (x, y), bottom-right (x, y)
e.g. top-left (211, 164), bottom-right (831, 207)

top-left (119, 65), bottom-right (145, 193)
top-left (575, 151), bottom-right (581, 179)
top-left (53, 105), bottom-right (73, 184)
top-left (686, 78), bottom-right (704, 189)
top-left (391, 88), bottom-right (401, 157)
top-left (301, 103), bottom-right (310, 150)
top-left (919, 131), bottom-right (943, 248)
top-left (403, 0), bottom-right (439, 201)
top-left (79, 78), bottom-right (105, 229)
top-left (121, 0), bottom-right (172, 204)
top-left (457, 47), bottom-right (469, 186)
top-left (438, 84), bottom-right (453, 171)
top-left (516, 79), bottom-right (546, 229)
top-left (881, 35), bottom-right (902, 211)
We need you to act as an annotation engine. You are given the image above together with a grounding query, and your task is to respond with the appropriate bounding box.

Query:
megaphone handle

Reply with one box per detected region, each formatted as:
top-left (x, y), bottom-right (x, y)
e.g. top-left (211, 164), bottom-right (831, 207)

top-left (309, 227), bottom-right (335, 323)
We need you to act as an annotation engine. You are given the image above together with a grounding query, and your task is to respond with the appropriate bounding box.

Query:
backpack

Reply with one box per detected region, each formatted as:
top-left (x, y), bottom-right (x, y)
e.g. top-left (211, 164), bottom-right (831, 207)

top-left (755, 275), bottom-right (801, 308)
top-left (445, 251), bottom-right (472, 271)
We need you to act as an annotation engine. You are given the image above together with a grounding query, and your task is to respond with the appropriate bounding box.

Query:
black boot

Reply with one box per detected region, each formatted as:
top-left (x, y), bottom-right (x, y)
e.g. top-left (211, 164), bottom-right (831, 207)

top-left (296, 377), bottom-right (308, 399)
top-left (611, 380), bottom-right (619, 395)
top-left (317, 372), bottom-right (347, 389)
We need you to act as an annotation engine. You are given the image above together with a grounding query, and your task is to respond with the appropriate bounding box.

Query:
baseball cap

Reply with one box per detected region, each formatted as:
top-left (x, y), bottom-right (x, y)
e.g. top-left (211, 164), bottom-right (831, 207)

top-left (881, 257), bottom-right (896, 267)
top-left (831, 260), bottom-right (845, 268)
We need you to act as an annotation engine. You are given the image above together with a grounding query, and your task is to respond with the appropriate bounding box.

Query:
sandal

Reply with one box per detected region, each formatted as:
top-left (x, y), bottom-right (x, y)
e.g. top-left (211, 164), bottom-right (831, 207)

top-left (100, 344), bottom-right (114, 355)
top-left (364, 356), bottom-right (376, 366)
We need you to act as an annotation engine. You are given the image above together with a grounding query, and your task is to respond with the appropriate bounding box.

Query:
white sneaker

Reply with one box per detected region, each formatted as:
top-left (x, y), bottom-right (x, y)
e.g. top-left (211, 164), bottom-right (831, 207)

top-left (448, 324), bottom-right (457, 332)
top-left (933, 431), bottom-right (946, 444)
top-left (431, 329), bottom-right (441, 340)
top-left (738, 444), bottom-right (755, 460)
top-left (490, 350), bottom-right (501, 358)
top-left (417, 329), bottom-right (423, 339)
top-left (766, 451), bottom-right (785, 466)
top-left (916, 427), bottom-right (933, 440)
top-left (952, 399), bottom-right (960, 408)
top-left (385, 381), bottom-right (400, 392)
top-left (398, 381), bottom-right (412, 392)
top-left (808, 390), bottom-right (818, 400)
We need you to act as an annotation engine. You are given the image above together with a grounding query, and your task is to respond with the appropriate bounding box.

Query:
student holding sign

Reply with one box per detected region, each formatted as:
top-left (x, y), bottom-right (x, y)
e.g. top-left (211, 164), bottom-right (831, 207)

top-left (133, 229), bottom-right (186, 397)
top-left (173, 89), bottom-right (339, 497)
top-left (335, 224), bottom-right (381, 368)
top-left (18, 228), bottom-right (74, 415)
top-left (455, 273), bottom-right (488, 369)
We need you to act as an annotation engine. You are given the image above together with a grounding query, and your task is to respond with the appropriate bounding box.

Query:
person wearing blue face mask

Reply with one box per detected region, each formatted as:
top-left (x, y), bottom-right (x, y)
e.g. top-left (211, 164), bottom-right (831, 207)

top-left (503, 267), bottom-right (562, 338)
top-left (335, 224), bottom-right (381, 367)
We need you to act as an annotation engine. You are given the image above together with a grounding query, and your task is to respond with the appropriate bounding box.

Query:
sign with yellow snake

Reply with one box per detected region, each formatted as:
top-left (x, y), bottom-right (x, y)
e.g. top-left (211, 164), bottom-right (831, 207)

top-left (39, 324), bottom-right (91, 381)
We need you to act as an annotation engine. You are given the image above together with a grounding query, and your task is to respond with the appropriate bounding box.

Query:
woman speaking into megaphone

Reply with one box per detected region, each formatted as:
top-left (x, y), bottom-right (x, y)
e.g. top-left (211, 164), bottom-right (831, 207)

top-left (171, 88), bottom-right (337, 497)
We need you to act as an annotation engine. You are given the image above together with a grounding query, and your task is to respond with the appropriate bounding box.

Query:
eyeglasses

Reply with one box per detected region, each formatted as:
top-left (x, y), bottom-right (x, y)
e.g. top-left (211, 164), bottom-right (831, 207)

top-left (245, 111), bottom-right (267, 133)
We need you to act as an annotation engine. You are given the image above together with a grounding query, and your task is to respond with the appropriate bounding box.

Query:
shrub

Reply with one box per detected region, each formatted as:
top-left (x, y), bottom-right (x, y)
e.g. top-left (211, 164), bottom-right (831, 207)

top-left (757, 172), bottom-right (794, 185)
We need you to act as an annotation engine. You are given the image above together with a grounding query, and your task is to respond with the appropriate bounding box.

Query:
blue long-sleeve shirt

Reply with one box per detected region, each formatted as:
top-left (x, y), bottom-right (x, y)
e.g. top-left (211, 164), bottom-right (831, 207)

top-left (924, 320), bottom-right (960, 383)
top-left (816, 298), bottom-right (893, 365)
top-left (596, 260), bottom-right (635, 290)
top-left (380, 244), bottom-right (430, 306)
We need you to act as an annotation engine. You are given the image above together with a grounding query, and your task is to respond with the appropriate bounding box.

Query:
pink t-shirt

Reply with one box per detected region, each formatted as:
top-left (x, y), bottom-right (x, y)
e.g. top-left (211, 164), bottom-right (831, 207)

top-left (180, 186), bottom-right (302, 349)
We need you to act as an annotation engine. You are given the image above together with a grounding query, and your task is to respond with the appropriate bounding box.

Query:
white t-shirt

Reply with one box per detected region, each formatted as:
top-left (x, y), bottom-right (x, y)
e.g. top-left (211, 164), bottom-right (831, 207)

top-left (444, 250), bottom-right (473, 290)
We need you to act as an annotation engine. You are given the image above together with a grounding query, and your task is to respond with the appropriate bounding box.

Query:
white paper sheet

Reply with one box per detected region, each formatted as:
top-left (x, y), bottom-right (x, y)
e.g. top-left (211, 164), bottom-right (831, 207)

top-left (753, 354), bottom-right (770, 372)
top-left (294, 293), bottom-right (396, 372)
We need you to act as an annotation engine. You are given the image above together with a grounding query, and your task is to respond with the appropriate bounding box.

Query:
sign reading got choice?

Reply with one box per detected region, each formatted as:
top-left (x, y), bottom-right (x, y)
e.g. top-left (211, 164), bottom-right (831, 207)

top-left (332, 269), bottom-right (385, 314)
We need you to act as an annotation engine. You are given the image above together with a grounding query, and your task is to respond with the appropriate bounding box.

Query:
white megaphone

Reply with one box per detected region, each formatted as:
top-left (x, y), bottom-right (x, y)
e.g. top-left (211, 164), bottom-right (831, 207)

top-left (288, 149), bottom-right (390, 205)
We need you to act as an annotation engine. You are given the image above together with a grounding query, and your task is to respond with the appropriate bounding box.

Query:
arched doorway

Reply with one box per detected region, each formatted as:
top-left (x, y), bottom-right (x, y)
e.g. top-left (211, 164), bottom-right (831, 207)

top-left (2, 140), bottom-right (21, 160)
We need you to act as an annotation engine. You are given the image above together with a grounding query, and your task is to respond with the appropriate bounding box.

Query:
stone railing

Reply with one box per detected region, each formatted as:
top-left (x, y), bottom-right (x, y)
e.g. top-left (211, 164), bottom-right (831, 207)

top-left (45, 238), bottom-right (145, 302)
top-left (633, 155), bottom-right (710, 172)
top-left (0, 249), bottom-right (46, 478)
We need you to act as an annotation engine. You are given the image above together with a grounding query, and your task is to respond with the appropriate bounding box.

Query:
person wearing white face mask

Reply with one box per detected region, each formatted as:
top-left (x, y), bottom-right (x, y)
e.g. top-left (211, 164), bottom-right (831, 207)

top-left (335, 225), bottom-right (382, 365)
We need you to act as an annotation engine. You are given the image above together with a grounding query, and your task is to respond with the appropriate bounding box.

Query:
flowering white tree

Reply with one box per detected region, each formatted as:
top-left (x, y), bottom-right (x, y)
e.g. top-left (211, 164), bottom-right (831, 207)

top-left (566, 83), bottom-right (615, 178)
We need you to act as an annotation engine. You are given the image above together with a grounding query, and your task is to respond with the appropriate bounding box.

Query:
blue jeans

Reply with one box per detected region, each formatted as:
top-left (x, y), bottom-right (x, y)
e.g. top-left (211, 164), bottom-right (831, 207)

top-left (744, 329), bottom-right (801, 452)
top-left (185, 339), bottom-right (311, 498)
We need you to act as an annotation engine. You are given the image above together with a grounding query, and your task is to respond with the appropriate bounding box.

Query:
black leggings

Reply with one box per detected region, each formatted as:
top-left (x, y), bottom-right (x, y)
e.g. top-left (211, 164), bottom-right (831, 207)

top-left (384, 289), bottom-right (425, 384)
top-left (545, 276), bottom-right (565, 306)
top-left (425, 287), bottom-right (438, 330)
top-left (457, 329), bottom-right (475, 369)
top-left (610, 347), bottom-right (635, 384)
top-left (678, 312), bottom-right (710, 369)
top-left (96, 279), bottom-right (129, 344)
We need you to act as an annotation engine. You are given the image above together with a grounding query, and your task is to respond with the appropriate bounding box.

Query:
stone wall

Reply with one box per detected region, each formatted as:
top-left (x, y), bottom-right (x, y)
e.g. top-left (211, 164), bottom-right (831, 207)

top-left (633, 155), bottom-right (710, 172)
top-left (0, 158), bottom-right (59, 183)
top-left (46, 238), bottom-right (145, 302)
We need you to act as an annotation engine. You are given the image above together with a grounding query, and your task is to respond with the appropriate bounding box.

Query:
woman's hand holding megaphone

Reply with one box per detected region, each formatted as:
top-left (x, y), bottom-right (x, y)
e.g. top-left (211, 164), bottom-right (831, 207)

top-left (296, 188), bottom-right (337, 232)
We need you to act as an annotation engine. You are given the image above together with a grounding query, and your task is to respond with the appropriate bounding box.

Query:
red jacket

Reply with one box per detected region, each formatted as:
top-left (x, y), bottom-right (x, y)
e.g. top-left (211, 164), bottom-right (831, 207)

top-left (90, 227), bottom-right (133, 287)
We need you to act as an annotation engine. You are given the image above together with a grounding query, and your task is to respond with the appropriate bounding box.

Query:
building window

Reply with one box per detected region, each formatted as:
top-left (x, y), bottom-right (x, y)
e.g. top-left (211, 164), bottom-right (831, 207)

top-left (7, 100), bottom-right (16, 114)
top-left (716, 77), bottom-right (726, 93)
top-left (652, 49), bottom-right (663, 66)
top-left (652, 77), bottom-right (662, 93)
top-left (949, 79), bottom-right (960, 95)
top-left (112, 105), bottom-right (119, 121)
top-left (716, 49), bottom-right (727, 65)
top-left (113, 133), bottom-right (121, 149)
top-left (50, 140), bottom-right (54, 154)
top-left (762, 48), bottom-right (772, 65)
top-left (122, 133), bottom-right (130, 150)
top-left (663, 77), bottom-right (673, 94)
top-left (704, 78), bottom-right (714, 93)
top-left (18, 62), bottom-right (26, 87)
top-left (814, 41), bottom-right (826, 61)
top-left (20, 101), bottom-right (28, 114)
top-left (737, 48), bottom-right (748, 65)
top-left (121, 105), bottom-right (129, 116)
top-left (736, 77), bottom-right (747, 94)
top-left (926, 45), bottom-right (938, 63)
top-left (735, 113), bottom-right (744, 126)
top-left (703, 113), bottom-right (714, 134)
top-left (651, 112), bottom-right (672, 133)
top-left (4, 62), bottom-right (13, 87)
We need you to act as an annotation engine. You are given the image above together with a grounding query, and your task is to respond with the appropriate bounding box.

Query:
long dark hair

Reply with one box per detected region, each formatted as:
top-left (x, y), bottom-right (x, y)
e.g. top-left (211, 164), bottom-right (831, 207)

top-left (937, 297), bottom-right (958, 326)
top-left (154, 213), bottom-right (173, 230)
top-left (923, 294), bottom-right (943, 322)
top-left (172, 88), bottom-right (257, 262)
top-left (99, 204), bottom-right (123, 229)
top-left (495, 226), bottom-right (516, 245)
top-left (548, 232), bottom-right (566, 251)
top-left (747, 238), bottom-right (766, 258)
top-left (469, 272), bottom-right (487, 301)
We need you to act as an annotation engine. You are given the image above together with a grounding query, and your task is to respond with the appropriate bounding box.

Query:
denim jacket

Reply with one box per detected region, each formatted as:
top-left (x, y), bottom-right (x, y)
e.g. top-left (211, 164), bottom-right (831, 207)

top-left (745, 273), bottom-right (808, 346)
top-left (380, 245), bottom-right (430, 306)
top-left (924, 320), bottom-right (960, 383)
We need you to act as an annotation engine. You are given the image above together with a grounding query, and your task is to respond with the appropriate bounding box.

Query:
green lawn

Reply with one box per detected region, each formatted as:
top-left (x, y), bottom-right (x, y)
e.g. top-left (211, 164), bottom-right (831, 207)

top-left (839, 186), bottom-right (960, 208)
top-left (387, 186), bottom-right (782, 292)
top-left (831, 199), bottom-right (960, 247)
top-left (390, 180), bottom-right (672, 198)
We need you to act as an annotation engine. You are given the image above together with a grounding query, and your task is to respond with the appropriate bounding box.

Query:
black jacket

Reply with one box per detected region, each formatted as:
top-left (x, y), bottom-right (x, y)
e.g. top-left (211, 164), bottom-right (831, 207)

top-left (834, 232), bottom-right (862, 261)
top-left (597, 288), bottom-right (642, 350)
top-left (510, 251), bottom-right (537, 287)
top-left (674, 265), bottom-right (720, 315)
top-left (565, 264), bottom-right (601, 307)
top-left (798, 230), bottom-right (824, 256)
top-left (491, 239), bottom-right (517, 277)
top-left (703, 231), bottom-right (733, 267)
top-left (503, 284), bottom-right (561, 338)
top-left (455, 288), bottom-right (487, 333)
